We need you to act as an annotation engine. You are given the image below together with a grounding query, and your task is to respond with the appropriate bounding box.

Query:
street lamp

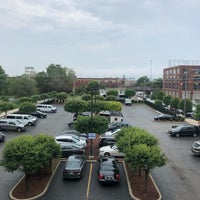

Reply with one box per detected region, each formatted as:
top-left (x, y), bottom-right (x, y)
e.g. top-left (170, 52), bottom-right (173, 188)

top-left (89, 86), bottom-right (99, 157)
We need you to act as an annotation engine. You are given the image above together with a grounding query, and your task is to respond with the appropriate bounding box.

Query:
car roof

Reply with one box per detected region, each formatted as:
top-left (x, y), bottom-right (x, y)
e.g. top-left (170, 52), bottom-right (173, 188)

top-left (67, 154), bottom-right (84, 161)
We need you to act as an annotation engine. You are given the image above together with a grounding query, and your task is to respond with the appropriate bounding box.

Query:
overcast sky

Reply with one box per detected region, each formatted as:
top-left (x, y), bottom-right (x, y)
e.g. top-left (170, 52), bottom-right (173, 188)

top-left (0, 0), bottom-right (200, 79)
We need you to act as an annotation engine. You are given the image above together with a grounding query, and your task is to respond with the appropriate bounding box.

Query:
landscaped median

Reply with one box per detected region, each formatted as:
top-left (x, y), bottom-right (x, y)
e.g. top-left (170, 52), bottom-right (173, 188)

top-left (9, 159), bottom-right (162, 200)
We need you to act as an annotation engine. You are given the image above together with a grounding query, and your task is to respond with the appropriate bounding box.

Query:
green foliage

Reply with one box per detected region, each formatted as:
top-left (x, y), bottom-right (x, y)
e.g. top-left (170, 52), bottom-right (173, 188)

top-left (56, 92), bottom-right (68, 102)
top-left (117, 127), bottom-right (158, 153)
top-left (64, 99), bottom-right (88, 114)
top-left (7, 76), bottom-right (38, 98)
top-left (74, 115), bottom-right (109, 134)
top-left (170, 97), bottom-right (180, 110)
top-left (163, 95), bottom-right (172, 106)
top-left (0, 102), bottom-right (15, 114)
top-left (17, 97), bottom-right (34, 105)
top-left (151, 90), bottom-right (165, 100)
top-left (194, 104), bottom-right (200, 120)
top-left (178, 99), bottom-right (192, 113)
top-left (125, 144), bottom-right (166, 170)
top-left (135, 76), bottom-right (150, 87)
top-left (154, 99), bottom-right (162, 109)
top-left (95, 95), bottom-right (104, 101)
top-left (125, 89), bottom-right (136, 98)
top-left (0, 65), bottom-right (7, 95)
top-left (106, 95), bottom-right (117, 101)
top-left (82, 94), bottom-right (91, 101)
top-left (106, 89), bottom-right (118, 97)
top-left (0, 134), bottom-right (61, 174)
top-left (31, 95), bottom-right (41, 102)
top-left (18, 102), bottom-right (36, 114)
top-left (104, 101), bottom-right (122, 111)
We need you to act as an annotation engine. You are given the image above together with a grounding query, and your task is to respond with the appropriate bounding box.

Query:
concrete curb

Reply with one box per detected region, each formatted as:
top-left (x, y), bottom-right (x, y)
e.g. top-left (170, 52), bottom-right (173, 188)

top-left (122, 161), bottom-right (162, 200)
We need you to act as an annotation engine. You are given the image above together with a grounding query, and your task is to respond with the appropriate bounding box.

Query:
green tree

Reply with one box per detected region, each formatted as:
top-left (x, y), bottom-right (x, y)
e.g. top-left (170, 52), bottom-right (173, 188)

top-left (125, 144), bottom-right (166, 192)
top-left (154, 99), bottom-right (163, 109)
top-left (135, 76), bottom-right (150, 87)
top-left (178, 98), bottom-right (193, 114)
top-left (194, 104), bottom-right (200, 120)
top-left (151, 78), bottom-right (163, 89)
top-left (7, 76), bottom-right (37, 98)
top-left (64, 99), bottom-right (88, 114)
top-left (125, 89), bottom-right (135, 98)
top-left (18, 102), bottom-right (36, 114)
top-left (0, 134), bottom-right (60, 192)
top-left (74, 115), bottom-right (108, 135)
top-left (82, 94), bottom-right (91, 101)
top-left (170, 97), bottom-right (180, 110)
top-left (106, 95), bottom-right (117, 101)
top-left (0, 102), bottom-right (15, 115)
top-left (0, 65), bottom-right (7, 95)
top-left (34, 71), bottom-right (49, 93)
top-left (106, 89), bottom-right (118, 97)
top-left (56, 92), bottom-right (68, 103)
top-left (163, 95), bottom-right (172, 106)
top-left (104, 101), bottom-right (122, 111)
top-left (151, 90), bottom-right (165, 100)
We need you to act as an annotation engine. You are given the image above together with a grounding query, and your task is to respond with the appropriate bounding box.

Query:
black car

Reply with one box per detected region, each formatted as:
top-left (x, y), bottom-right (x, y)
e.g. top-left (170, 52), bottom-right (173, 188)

top-left (0, 132), bottom-right (5, 142)
top-left (99, 137), bottom-right (116, 148)
top-left (168, 124), bottom-right (200, 137)
top-left (30, 111), bottom-right (47, 118)
top-left (107, 121), bottom-right (130, 131)
top-left (154, 114), bottom-right (175, 121)
top-left (63, 154), bottom-right (86, 179)
top-left (97, 156), bottom-right (120, 184)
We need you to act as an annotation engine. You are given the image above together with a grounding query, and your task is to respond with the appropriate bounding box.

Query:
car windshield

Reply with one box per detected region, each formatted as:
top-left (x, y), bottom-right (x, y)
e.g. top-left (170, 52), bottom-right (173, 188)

top-left (65, 161), bottom-right (81, 169)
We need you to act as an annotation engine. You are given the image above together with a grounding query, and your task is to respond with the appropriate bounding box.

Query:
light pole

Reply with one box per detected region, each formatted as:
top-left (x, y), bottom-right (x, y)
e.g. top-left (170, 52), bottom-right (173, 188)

top-left (89, 86), bottom-right (98, 157)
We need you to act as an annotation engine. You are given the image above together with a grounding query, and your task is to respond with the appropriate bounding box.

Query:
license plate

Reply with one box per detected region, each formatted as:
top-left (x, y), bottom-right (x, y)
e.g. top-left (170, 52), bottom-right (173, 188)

top-left (105, 176), bottom-right (114, 180)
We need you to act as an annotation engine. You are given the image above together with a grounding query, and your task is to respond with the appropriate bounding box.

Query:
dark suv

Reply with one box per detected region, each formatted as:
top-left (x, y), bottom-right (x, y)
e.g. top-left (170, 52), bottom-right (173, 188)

top-left (168, 124), bottom-right (200, 137)
top-left (99, 137), bottom-right (116, 148)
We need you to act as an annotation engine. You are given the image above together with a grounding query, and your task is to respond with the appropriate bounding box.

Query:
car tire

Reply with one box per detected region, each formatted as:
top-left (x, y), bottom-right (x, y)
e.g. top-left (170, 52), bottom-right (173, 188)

top-left (17, 127), bottom-right (22, 132)
top-left (193, 133), bottom-right (197, 137)
top-left (175, 133), bottom-right (180, 137)
top-left (104, 152), bottom-right (110, 156)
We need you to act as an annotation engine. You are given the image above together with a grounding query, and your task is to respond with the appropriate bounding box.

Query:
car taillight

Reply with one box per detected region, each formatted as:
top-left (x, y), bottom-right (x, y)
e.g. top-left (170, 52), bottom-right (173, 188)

top-left (115, 174), bottom-right (120, 180)
top-left (98, 173), bottom-right (104, 179)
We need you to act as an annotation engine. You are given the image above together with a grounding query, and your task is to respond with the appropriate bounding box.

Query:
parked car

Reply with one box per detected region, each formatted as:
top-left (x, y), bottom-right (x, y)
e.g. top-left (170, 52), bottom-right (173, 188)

top-left (191, 140), bottom-right (200, 155)
top-left (154, 114), bottom-right (175, 121)
top-left (99, 137), bottom-right (116, 148)
top-left (30, 111), bottom-right (47, 118)
top-left (60, 143), bottom-right (85, 158)
top-left (104, 128), bottom-right (121, 137)
top-left (186, 112), bottom-right (195, 119)
top-left (97, 156), bottom-right (120, 184)
top-left (37, 104), bottom-right (57, 113)
top-left (107, 121), bottom-right (130, 131)
top-left (99, 144), bottom-right (125, 157)
top-left (0, 132), bottom-right (5, 142)
top-left (0, 119), bottom-right (28, 132)
top-left (55, 134), bottom-right (87, 148)
top-left (168, 124), bottom-right (200, 137)
top-left (59, 130), bottom-right (88, 142)
top-left (63, 154), bottom-right (86, 179)
top-left (5, 114), bottom-right (38, 126)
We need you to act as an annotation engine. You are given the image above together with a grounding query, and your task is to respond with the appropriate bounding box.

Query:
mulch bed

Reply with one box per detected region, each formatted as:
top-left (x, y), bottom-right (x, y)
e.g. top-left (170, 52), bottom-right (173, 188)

top-left (11, 136), bottom-right (160, 200)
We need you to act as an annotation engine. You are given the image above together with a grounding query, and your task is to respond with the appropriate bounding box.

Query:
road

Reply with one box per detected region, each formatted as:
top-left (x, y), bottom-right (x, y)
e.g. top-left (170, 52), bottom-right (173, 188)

top-left (122, 104), bottom-right (200, 200)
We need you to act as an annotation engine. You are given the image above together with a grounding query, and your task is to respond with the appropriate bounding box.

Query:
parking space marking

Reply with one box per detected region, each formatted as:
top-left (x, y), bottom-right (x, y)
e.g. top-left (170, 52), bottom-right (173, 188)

top-left (86, 163), bottom-right (93, 200)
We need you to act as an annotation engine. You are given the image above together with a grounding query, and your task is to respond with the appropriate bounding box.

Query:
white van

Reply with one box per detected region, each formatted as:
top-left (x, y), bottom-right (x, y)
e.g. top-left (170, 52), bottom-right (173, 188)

top-left (5, 114), bottom-right (38, 126)
top-left (37, 104), bottom-right (57, 113)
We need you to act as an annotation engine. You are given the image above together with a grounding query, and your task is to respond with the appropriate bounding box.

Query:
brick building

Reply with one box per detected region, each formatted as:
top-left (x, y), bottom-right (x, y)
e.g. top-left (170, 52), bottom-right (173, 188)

top-left (75, 77), bottom-right (126, 88)
top-left (163, 65), bottom-right (200, 103)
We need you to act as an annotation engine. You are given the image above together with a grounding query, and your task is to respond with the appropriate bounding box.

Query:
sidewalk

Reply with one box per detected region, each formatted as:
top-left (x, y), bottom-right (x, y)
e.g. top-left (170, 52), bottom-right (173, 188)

top-left (185, 118), bottom-right (198, 126)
